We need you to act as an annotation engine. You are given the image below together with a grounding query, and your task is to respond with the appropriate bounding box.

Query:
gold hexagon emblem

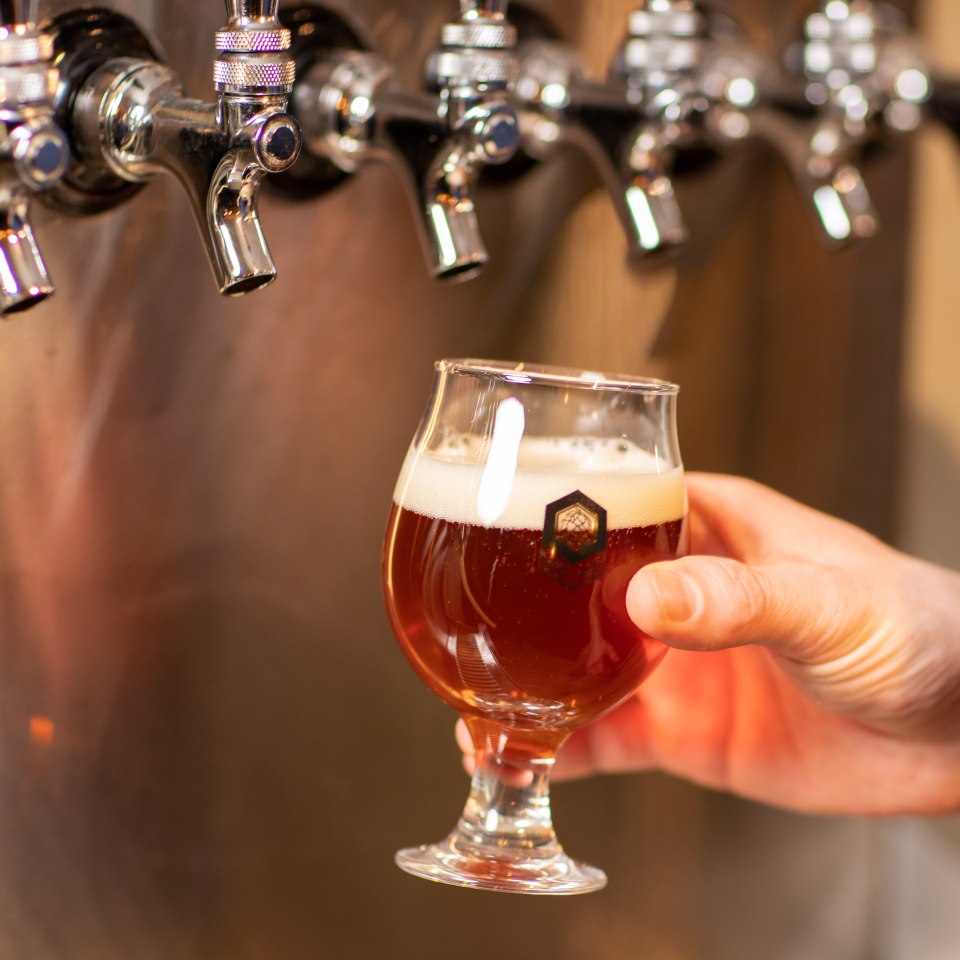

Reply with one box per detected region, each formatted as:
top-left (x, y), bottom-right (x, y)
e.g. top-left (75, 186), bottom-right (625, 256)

top-left (538, 491), bottom-right (608, 589)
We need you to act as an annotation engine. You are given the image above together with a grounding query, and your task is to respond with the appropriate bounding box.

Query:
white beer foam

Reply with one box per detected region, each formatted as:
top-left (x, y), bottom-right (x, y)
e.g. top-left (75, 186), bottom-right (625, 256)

top-left (394, 436), bottom-right (686, 530)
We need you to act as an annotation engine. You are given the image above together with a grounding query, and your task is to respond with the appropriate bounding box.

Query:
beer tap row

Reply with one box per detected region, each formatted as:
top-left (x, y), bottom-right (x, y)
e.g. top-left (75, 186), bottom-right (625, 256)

top-left (0, 0), bottom-right (956, 315)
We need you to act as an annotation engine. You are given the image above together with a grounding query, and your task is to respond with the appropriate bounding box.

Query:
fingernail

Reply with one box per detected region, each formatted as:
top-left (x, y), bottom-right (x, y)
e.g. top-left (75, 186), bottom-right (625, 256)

top-left (646, 570), bottom-right (696, 623)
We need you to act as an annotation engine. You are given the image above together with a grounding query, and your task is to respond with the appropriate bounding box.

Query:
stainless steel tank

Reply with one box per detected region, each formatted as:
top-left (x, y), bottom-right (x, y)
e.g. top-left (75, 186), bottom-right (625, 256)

top-left (0, 1), bottom-right (923, 957)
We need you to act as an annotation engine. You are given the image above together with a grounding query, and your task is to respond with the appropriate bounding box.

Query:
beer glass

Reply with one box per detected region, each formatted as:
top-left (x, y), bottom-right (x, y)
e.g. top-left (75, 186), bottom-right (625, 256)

top-left (382, 360), bottom-right (687, 894)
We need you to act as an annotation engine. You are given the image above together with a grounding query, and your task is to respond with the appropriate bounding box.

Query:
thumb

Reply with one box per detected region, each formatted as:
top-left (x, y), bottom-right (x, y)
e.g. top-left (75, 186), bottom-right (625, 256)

top-left (626, 556), bottom-right (874, 660)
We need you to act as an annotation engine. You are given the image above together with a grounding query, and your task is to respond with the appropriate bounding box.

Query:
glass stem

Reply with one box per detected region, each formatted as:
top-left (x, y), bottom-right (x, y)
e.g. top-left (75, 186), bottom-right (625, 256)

top-left (453, 756), bottom-right (562, 856)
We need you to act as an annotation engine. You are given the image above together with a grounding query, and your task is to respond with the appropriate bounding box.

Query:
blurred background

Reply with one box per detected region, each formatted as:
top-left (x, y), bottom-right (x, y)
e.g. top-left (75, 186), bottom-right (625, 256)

top-left (0, 0), bottom-right (956, 956)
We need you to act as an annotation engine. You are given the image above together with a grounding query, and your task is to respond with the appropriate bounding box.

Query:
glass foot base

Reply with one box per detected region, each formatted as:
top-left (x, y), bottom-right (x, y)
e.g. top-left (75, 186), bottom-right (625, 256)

top-left (395, 834), bottom-right (607, 895)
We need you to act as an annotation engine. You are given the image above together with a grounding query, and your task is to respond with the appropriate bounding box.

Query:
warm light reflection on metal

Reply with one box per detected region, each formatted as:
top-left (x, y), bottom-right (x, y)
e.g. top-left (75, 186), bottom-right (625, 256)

top-left (29, 716), bottom-right (53, 745)
top-left (0, 242), bottom-right (20, 293)
top-left (896, 69), bottom-right (929, 103)
top-left (430, 203), bottom-right (458, 267)
top-left (825, 1), bottom-right (849, 21)
top-left (726, 77), bottom-right (755, 107)
top-left (625, 186), bottom-right (661, 250)
top-left (540, 82), bottom-right (566, 108)
top-left (813, 185), bottom-right (852, 240)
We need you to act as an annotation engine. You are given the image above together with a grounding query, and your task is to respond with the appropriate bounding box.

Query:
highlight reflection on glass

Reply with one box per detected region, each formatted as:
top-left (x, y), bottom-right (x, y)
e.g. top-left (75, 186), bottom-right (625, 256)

top-left (382, 360), bottom-right (689, 894)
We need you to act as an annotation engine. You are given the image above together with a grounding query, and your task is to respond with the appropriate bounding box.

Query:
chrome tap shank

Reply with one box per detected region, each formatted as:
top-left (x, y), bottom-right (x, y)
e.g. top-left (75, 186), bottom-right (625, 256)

top-left (514, 40), bottom-right (687, 259)
top-left (777, 0), bottom-right (931, 247)
top-left (513, 1), bottom-right (759, 261)
top-left (0, 2), bottom-right (70, 315)
top-left (73, 58), bottom-right (298, 295)
top-left (282, 4), bottom-right (520, 281)
top-left (44, 7), bottom-right (301, 297)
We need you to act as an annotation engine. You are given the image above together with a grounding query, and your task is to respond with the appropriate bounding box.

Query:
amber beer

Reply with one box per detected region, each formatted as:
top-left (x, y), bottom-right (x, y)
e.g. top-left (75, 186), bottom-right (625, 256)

top-left (383, 437), bottom-right (688, 759)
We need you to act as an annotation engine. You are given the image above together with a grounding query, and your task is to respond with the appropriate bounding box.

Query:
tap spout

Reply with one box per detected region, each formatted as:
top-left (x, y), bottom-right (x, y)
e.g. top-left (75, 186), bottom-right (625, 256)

top-left (562, 111), bottom-right (687, 258)
top-left (384, 96), bottom-right (518, 279)
top-left (424, 139), bottom-right (487, 279)
top-left (747, 108), bottom-right (878, 246)
top-left (207, 153), bottom-right (274, 294)
top-left (0, 175), bottom-right (52, 314)
top-left (368, 93), bottom-right (517, 279)
top-left (421, 101), bottom-right (518, 278)
top-left (207, 140), bottom-right (279, 294)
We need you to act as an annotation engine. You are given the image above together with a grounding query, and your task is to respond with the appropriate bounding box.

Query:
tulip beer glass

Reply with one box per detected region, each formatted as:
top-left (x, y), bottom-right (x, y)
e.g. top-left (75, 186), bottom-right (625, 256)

top-left (382, 360), bottom-right (688, 894)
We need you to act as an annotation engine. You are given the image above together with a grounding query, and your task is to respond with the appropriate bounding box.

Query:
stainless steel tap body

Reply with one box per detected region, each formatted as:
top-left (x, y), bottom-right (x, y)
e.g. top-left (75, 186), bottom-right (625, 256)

top-left (0, 11), bottom-right (70, 315)
top-left (515, 41), bottom-right (688, 258)
top-left (45, 7), bottom-right (301, 297)
top-left (296, 49), bottom-right (516, 279)
top-left (285, 3), bottom-right (519, 280)
top-left (513, 2), bottom-right (760, 260)
top-left (773, 0), bottom-right (931, 246)
top-left (71, 57), bottom-right (299, 295)
top-left (0, 105), bottom-right (68, 314)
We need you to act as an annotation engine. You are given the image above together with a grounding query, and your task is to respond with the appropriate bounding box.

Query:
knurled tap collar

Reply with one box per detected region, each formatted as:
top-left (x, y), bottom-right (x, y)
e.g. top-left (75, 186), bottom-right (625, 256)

top-left (620, 1), bottom-right (706, 76)
top-left (216, 25), bottom-right (292, 52)
top-left (0, 30), bottom-right (52, 66)
top-left (435, 15), bottom-right (518, 87)
top-left (441, 22), bottom-right (517, 49)
top-left (0, 24), bottom-right (56, 107)
top-left (214, 22), bottom-right (295, 94)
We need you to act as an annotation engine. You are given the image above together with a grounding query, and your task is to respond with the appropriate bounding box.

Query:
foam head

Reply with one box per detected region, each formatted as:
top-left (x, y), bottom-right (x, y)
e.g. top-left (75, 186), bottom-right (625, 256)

top-left (394, 436), bottom-right (686, 530)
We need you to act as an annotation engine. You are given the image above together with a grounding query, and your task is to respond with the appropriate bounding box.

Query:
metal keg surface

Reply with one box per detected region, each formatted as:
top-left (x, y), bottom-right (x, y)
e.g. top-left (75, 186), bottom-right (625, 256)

top-left (0, 1), bottom-right (918, 958)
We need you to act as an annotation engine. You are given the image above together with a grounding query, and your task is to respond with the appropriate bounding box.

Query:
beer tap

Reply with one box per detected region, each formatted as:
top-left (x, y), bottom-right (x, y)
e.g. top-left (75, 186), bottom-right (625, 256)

top-left (277, 2), bottom-right (521, 280)
top-left (761, 0), bottom-right (930, 247)
top-left (512, 0), bottom-right (761, 260)
top-left (41, 2), bottom-right (302, 296)
top-left (0, 0), bottom-right (69, 315)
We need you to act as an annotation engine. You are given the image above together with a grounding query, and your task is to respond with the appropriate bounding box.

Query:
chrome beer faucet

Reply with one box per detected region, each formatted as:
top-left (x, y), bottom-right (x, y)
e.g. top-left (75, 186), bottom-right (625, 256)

top-left (280, 1), bottom-right (521, 280)
top-left (768, 0), bottom-right (930, 246)
top-left (42, 2), bottom-right (301, 296)
top-left (512, 0), bottom-right (761, 260)
top-left (0, 0), bottom-right (69, 315)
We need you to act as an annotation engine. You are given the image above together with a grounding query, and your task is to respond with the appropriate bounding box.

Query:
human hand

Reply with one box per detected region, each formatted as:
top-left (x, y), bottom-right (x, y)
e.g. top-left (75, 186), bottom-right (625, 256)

top-left (458, 474), bottom-right (960, 816)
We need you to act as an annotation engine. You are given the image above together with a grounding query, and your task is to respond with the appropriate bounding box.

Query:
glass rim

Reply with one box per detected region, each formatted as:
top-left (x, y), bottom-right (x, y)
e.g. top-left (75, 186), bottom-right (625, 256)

top-left (436, 359), bottom-right (679, 395)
